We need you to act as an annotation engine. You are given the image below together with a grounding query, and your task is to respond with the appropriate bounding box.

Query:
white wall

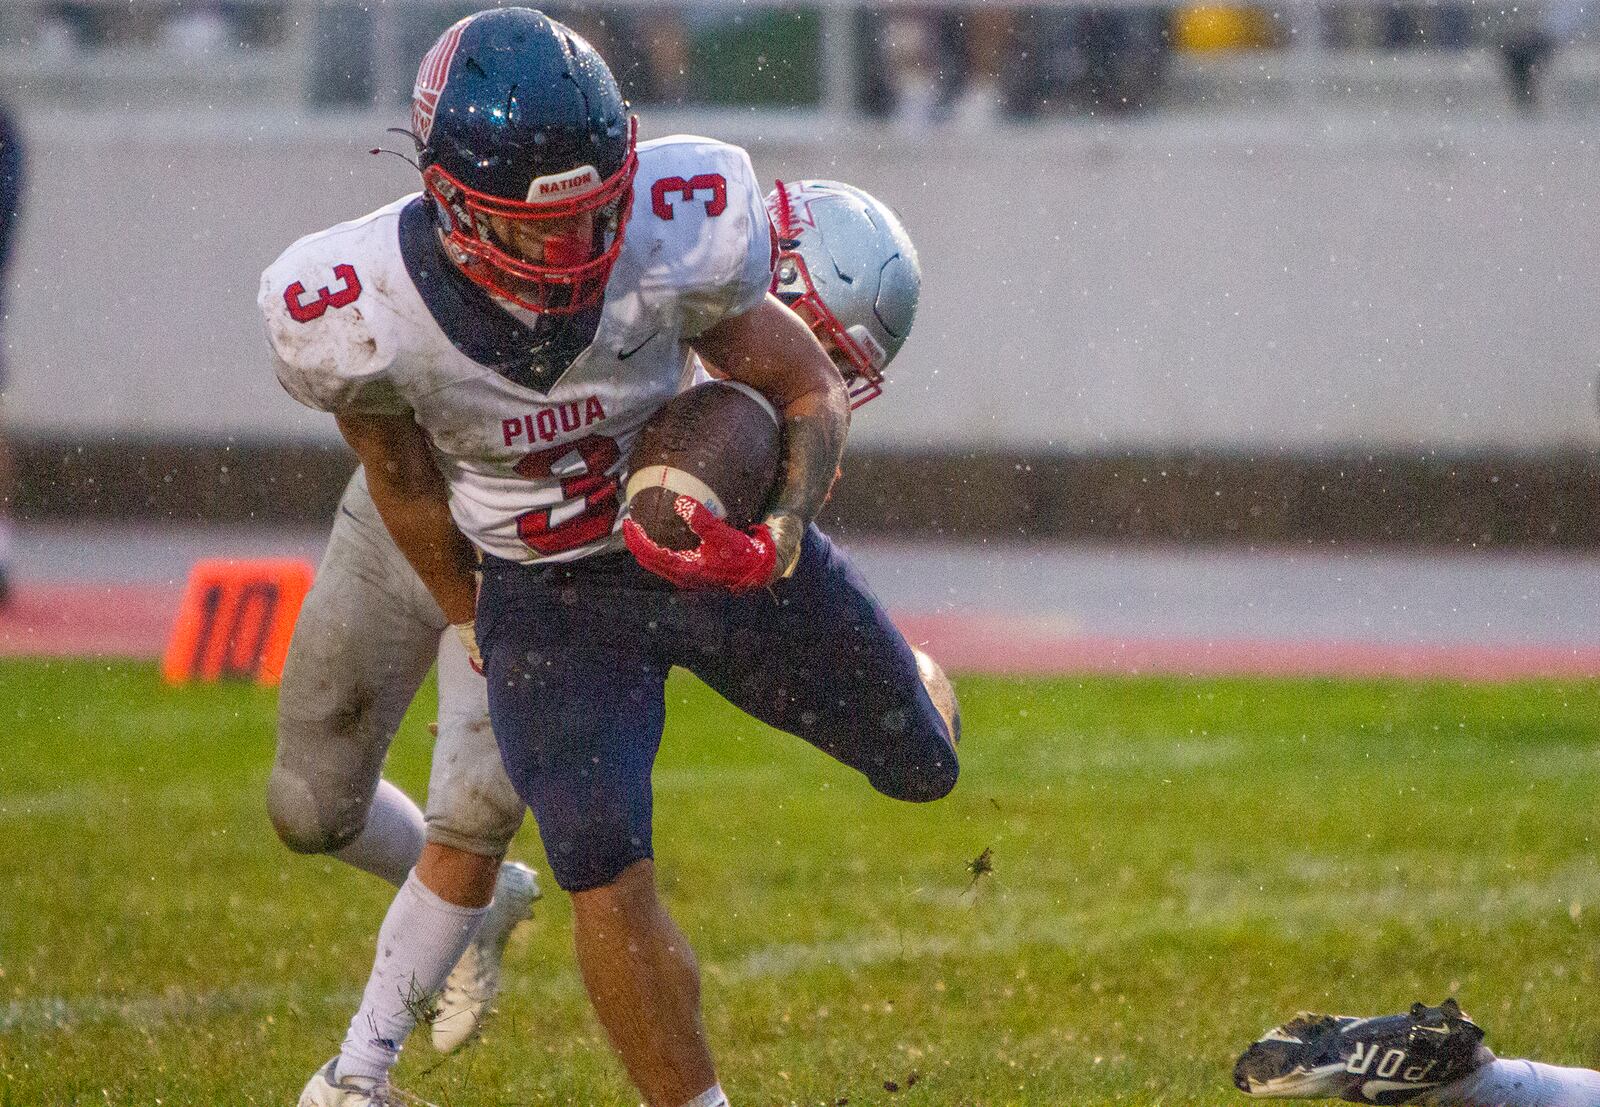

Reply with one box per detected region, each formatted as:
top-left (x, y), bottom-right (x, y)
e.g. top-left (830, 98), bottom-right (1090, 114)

top-left (6, 110), bottom-right (1599, 450)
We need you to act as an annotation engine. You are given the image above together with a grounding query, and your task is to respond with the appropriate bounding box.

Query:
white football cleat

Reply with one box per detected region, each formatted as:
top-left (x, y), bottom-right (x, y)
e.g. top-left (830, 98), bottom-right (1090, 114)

top-left (430, 860), bottom-right (541, 1052)
top-left (298, 1057), bottom-right (437, 1106)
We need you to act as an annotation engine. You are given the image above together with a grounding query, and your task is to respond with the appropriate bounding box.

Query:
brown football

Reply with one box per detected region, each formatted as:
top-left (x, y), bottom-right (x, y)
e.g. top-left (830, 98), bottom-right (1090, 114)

top-left (624, 380), bottom-right (782, 551)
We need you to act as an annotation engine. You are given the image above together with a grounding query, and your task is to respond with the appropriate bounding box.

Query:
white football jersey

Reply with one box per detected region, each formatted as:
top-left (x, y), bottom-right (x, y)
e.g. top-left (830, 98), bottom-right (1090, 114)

top-left (260, 135), bottom-right (775, 564)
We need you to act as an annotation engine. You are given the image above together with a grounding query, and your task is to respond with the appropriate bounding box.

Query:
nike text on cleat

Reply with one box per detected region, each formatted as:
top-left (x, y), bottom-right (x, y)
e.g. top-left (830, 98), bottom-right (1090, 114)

top-left (297, 1057), bottom-right (439, 1107)
top-left (431, 861), bottom-right (542, 1053)
top-left (1234, 999), bottom-right (1490, 1104)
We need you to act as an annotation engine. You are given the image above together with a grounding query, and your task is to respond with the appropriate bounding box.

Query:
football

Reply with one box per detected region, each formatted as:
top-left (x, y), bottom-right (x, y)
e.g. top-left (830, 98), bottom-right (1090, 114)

top-left (624, 380), bottom-right (782, 551)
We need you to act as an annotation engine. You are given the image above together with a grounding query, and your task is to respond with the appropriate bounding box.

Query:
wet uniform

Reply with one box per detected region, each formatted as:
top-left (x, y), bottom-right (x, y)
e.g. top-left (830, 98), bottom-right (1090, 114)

top-left (262, 136), bottom-right (956, 892)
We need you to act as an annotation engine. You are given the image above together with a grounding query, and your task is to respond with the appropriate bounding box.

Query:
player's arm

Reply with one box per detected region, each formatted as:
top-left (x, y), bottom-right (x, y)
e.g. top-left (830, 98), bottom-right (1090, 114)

top-left (690, 293), bottom-right (850, 578)
top-left (334, 411), bottom-right (479, 627)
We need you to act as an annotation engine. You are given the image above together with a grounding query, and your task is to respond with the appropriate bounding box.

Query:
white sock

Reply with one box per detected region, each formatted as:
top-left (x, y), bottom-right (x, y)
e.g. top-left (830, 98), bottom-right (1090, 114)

top-left (1427, 1058), bottom-right (1600, 1107)
top-left (680, 1085), bottom-right (729, 1107)
top-left (332, 780), bottom-right (425, 887)
top-left (337, 869), bottom-right (489, 1081)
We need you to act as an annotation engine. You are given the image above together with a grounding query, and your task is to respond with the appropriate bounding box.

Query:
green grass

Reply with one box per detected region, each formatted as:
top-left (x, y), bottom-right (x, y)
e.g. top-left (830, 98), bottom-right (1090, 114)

top-left (2, 660), bottom-right (1598, 1105)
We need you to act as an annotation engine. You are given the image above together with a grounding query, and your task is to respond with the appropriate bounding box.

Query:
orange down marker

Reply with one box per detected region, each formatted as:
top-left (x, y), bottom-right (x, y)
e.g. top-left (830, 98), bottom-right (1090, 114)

top-left (161, 558), bottom-right (315, 686)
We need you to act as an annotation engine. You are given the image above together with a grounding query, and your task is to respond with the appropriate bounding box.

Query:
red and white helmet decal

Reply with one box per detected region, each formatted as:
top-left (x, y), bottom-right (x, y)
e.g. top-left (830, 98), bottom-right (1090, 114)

top-left (769, 179), bottom-right (882, 407)
top-left (769, 178), bottom-right (831, 235)
top-left (412, 16), bottom-right (468, 143)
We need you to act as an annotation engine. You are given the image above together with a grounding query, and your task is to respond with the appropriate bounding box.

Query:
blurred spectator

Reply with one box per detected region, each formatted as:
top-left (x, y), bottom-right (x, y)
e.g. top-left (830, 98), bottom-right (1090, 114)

top-left (41, 2), bottom-right (167, 47)
top-left (1006, 7), bottom-right (1171, 116)
top-left (0, 100), bottom-right (23, 605)
top-left (868, 7), bottom-right (1019, 125)
top-left (1381, 2), bottom-right (1472, 48)
top-left (162, 2), bottom-right (232, 53)
top-left (36, 3), bottom-right (101, 49)
top-left (306, 4), bottom-right (691, 112)
top-left (1499, 0), bottom-right (1587, 109)
top-left (34, 2), bottom-right (281, 53)
top-left (877, 9), bottom-right (944, 124)
top-left (309, 1), bottom-right (375, 107)
top-left (867, 5), bottom-right (1170, 123)
top-left (952, 9), bottom-right (1016, 123)
top-left (550, 8), bottom-right (692, 105)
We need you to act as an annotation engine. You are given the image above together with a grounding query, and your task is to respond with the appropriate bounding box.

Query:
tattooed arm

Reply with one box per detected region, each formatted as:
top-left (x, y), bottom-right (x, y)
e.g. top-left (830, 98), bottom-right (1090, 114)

top-left (691, 293), bottom-right (850, 580)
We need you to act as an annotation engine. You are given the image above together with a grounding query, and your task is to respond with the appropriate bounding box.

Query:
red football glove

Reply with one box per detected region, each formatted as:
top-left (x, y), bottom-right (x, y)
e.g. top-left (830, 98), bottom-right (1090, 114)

top-left (622, 495), bottom-right (777, 592)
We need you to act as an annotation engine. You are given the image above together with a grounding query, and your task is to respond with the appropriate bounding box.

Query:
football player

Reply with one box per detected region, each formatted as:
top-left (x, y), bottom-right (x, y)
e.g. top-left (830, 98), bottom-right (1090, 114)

top-left (1235, 999), bottom-right (1600, 1106)
top-left (260, 11), bottom-right (954, 1104)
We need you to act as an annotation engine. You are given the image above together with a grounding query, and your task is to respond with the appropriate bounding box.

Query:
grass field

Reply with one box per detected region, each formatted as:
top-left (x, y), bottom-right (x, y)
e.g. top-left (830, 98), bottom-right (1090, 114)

top-left (3, 659), bottom-right (1599, 1106)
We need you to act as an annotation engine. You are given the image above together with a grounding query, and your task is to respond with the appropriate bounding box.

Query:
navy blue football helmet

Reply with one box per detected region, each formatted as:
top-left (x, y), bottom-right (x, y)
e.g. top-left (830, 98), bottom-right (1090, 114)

top-left (413, 7), bottom-right (638, 315)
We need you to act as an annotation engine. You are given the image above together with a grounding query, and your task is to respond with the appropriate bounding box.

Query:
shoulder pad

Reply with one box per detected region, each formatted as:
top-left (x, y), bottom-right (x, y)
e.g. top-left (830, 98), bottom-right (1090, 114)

top-left (629, 137), bottom-right (776, 338)
top-left (258, 202), bottom-right (411, 416)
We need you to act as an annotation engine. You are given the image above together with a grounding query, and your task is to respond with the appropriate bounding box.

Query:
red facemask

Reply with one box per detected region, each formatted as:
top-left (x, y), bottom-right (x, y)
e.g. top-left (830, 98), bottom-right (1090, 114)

top-left (768, 179), bottom-right (884, 409)
top-left (424, 117), bottom-right (639, 315)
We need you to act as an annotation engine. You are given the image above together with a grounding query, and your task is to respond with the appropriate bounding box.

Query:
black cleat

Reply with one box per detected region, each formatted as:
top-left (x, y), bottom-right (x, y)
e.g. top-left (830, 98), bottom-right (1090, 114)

top-left (1235, 999), bottom-right (1490, 1104)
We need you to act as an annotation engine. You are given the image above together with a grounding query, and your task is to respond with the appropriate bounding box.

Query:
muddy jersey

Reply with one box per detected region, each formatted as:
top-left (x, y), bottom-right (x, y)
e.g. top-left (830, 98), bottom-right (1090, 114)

top-left (260, 134), bottom-right (775, 564)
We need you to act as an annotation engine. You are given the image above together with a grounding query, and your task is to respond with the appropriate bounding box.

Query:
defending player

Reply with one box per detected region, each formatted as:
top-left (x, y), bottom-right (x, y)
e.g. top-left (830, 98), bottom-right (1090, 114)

top-left (1234, 999), bottom-right (1600, 1106)
top-left (269, 461), bottom-right (538, 1062)
top-left (261, 11), bottom-right (953, 1101)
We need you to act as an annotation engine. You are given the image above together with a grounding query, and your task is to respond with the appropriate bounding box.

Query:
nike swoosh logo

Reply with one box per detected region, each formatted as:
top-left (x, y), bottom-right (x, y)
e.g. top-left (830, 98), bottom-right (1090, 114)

top-left (618, 331), bottom-right (658, 360)
top-left (1361, 1079), bottom-right (1440, 1100)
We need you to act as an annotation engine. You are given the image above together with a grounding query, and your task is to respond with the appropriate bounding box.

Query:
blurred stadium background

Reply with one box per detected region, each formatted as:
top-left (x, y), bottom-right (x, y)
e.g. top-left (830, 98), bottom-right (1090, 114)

top-left (4, 0), bottom-right (1600, 548)
top-left (3, 0), bottom-right (1600, 662)
top-left (3, 4), bottom-right (1600, 1105)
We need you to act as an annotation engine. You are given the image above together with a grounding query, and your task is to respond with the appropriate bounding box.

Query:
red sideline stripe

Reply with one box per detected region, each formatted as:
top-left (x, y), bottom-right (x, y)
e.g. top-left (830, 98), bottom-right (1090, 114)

top-left (894, 614), bottom-right (1600, 682)
top-left (1, 582), bottom-right (184, 659)
top-left (4, 583), bottom-right (1600, 681)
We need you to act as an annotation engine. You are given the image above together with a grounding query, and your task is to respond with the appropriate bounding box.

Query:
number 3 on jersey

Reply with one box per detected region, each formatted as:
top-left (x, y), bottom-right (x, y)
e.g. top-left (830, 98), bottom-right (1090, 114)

top-left (651, 174), bottom-right (727, 220)
top-left (284, 263), bottom-right (362, 323)
top-left (514, 434), bottom-right (622, 555)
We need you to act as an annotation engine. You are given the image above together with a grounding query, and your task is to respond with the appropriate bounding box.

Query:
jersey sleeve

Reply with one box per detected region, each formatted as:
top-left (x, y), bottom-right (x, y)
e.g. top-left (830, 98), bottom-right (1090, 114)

top-left (665, 141), bottom-right (777, 340)
top-left (258, 246), bottom-right (409, 417)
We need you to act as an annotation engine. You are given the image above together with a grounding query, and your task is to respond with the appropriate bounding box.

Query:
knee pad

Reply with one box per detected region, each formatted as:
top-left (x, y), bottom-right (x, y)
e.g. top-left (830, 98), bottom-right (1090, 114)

top-left (266, 764), bottom-right (371, 855)
top-left (423, 753), bottom-right (525, 857)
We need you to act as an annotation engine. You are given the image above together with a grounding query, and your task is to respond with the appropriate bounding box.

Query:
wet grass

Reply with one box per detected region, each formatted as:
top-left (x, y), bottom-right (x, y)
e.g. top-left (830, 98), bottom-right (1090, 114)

top-left (2, 659), bottom-right (1598, 1105)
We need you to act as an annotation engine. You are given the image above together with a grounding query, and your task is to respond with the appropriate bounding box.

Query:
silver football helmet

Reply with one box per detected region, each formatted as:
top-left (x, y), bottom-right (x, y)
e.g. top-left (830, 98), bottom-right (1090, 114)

top-left (766, 179), bottom-right (921, 408)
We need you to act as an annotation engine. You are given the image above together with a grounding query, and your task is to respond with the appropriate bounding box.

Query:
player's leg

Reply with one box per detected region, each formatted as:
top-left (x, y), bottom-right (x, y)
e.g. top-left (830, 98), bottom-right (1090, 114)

top-left (281, 475), bottom-right (505, 1098)
top-left (280, 475), bottom-right (472, 1103)
top-left (269, 472), bottom-right (441, 884)
top-left (424, 627), bottom-right (539, 1052)
top-left (572, 859), bottom-right (722, 1107)
top-left (330, 625), bottom-right (529, 1085)
top-left (1234, 1000), bottom-right (1600, 1106)
top-left (693, 526), bottom-right (959, 804)
top-left (1423, 1058), bottom-right (1600, 1106)
top-left (477, 554), bottom-right (724, 1107)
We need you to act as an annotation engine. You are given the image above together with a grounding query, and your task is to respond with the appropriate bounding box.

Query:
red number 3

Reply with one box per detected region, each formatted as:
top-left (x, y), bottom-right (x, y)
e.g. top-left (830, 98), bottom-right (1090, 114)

top-left (514, 434), bottom-right (623, 555)
top-left (651, 174), bottom-right (727, 220)
top-left (284, 263), bottom-right (362, 323)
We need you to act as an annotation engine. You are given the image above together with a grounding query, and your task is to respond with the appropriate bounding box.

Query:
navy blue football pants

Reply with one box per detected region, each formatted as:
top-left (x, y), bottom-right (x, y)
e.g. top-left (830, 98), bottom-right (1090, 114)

top-left (477, 526), bottom-right (958, 892)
